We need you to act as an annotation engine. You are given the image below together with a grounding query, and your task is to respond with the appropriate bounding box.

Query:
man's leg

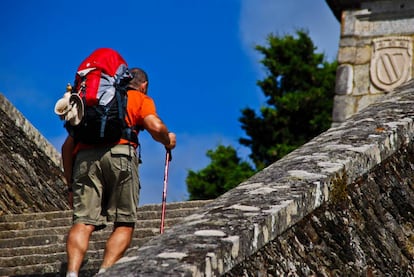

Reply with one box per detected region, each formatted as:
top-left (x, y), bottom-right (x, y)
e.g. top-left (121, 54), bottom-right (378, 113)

top-left (100, 223), bottom-right (134, 270)
top-left (66, 223), bottom-right (95, 275)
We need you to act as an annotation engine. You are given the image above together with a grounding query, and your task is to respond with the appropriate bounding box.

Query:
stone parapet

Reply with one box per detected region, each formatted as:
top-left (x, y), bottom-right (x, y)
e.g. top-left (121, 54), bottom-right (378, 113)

top-left (227, 141), bottom-right (414, 275)
top-left (0, 93), bottom-right (67, 214)
top-left (0, 93), bottom-right (61, 168)
top-left (101, 79), bottom-right (414, 275)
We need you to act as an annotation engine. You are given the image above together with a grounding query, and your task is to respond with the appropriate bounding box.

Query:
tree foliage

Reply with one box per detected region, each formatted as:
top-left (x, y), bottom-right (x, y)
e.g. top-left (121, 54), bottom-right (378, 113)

top-left (186, 145), bottom-right (255, 200)
top-left (239, 30), bottom-right (337, 169)
top-left (186, 30), bottom-right (337, 200)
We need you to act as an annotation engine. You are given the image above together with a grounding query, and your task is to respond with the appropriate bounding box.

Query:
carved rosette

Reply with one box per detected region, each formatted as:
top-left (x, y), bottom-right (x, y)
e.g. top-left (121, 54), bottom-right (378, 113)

top-left (370, 36), bottom-right (412, 92)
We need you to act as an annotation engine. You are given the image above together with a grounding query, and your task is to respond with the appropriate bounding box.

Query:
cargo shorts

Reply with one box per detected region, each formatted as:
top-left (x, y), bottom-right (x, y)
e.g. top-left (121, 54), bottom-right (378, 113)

top-left (71, 144), bottom-right (140, 228)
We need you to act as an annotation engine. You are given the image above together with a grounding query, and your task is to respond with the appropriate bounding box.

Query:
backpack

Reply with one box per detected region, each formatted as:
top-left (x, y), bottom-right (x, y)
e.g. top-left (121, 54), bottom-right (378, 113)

top-left (65, 48), bottom-right (136, 145)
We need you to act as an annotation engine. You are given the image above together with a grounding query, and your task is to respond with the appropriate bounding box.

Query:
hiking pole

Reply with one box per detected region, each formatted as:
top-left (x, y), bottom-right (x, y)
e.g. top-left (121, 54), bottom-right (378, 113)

top-left (160, 149), bottom-right (172, 234)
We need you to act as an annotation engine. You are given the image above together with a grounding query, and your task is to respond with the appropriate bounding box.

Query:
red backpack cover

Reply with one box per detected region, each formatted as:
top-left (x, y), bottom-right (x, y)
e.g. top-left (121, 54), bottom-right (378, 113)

top-left (66, 48), bottom-right (133, 144)
top-left (74, 48), bottom-right (130, 106)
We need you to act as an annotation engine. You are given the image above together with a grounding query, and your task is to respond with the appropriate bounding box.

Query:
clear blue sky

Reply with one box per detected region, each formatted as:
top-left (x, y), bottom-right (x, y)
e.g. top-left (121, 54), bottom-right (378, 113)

top-left (0, 0), bottom-right (340, 205)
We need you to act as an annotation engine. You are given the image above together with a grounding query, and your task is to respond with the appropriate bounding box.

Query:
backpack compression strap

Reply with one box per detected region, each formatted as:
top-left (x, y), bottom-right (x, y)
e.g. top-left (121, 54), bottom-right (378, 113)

top-left (121, 127), bottom-right (138, 145)
top-left (120, 90), bottom-right (142, 145)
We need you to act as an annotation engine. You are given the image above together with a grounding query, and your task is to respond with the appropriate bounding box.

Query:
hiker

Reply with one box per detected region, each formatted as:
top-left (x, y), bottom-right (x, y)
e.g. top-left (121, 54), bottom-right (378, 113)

top-left (61, 67), bottom-right (176, 277)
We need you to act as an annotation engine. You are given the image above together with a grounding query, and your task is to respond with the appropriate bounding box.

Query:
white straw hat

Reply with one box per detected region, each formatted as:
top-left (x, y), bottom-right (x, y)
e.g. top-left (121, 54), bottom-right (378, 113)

top-left (54, 93), bottom-right (84, 126)
top-left (67, 94), bottom-right (84, 126)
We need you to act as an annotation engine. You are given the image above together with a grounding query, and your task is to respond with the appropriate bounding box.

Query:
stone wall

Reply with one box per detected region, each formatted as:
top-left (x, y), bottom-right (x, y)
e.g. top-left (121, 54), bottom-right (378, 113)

top-left (0, 94), bottom-right (61, 168)
top-left (0, 93), bottom-right (68, 215)
top-left (100, 81), bottom-right (414, 275)
top-left (330, 0), bottom-right (414, 124)
top-left (226, 140), bottom-right (414, 275)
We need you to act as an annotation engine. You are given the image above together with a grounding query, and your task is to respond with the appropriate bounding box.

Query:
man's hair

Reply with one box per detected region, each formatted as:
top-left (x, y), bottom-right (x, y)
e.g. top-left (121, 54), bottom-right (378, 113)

top-left (128, 68), bottom-right (148, 91)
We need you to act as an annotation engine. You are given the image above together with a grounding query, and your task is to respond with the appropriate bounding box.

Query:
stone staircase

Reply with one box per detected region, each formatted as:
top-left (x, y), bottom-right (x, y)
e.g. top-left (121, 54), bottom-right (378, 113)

top-left (0, 200), bottom-right (211, 277)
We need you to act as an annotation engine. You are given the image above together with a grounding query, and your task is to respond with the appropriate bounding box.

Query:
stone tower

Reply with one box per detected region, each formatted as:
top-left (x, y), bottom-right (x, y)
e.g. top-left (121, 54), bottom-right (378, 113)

top-left (326, 0), bottom-right (414, 124)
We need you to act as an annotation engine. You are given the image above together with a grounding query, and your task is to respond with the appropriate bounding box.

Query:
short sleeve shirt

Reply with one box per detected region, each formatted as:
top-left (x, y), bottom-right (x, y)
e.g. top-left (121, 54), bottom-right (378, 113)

top-left (118, 89), bottom-right (157, 146)
top-left (124, 89), bottom-right (156, 129)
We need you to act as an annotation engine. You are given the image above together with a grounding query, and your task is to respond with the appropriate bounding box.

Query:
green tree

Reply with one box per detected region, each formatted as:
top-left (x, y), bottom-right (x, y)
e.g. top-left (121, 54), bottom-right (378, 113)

top-left (239, 30), bottom-right (337, 169)
top-left (186, 145), bottom-right (255, 200)
top-left (186, 30), bottom-right (337, 200)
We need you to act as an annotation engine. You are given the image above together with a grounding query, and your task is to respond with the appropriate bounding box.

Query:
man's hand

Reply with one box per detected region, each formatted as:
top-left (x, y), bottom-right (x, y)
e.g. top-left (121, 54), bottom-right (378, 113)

top-left (166, 132), bottom-right (176, 150)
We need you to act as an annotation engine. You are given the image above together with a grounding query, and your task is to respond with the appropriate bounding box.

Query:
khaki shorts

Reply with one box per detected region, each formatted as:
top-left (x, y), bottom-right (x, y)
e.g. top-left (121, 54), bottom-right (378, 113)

top-left (72, 144), bottom-right (140, 228)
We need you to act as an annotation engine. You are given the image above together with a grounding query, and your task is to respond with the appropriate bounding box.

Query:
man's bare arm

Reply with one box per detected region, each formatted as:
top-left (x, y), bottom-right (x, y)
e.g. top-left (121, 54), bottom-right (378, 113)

top-left (143, 114), bottom-right (176, 149)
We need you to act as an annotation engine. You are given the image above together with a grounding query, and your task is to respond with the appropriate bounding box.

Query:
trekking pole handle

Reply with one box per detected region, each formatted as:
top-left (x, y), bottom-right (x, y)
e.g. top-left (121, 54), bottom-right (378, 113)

top-left (166, 148), bottom-right (172, 161)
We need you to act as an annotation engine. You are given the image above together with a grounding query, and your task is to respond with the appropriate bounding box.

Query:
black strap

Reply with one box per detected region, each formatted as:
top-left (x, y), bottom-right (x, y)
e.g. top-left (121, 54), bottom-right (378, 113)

top-left (121, 127), bottom-right (138, 145)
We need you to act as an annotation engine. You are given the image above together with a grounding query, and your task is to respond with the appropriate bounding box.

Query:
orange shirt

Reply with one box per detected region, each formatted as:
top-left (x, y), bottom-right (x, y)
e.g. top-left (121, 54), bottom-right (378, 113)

top-left (118, 89), bottom-right (157, 146)
top-left (74, 89), bottom-right (156, 152)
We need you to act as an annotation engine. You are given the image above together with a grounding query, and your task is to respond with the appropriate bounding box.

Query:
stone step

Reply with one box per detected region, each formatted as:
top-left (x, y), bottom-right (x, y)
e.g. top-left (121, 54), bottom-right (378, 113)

top-left (0, 261), bottom-right (63, 276)
top-left (0, 235), bottom-right (150, 271)
top-left (0, 216), bottom-right (181, 238)
top-left (0, 233), bottom-right (151, 258)
top-left (0, 217), bottom-right (72, 232)
top-left (135, 206), bottom-right (202, 220)
top-left (135, 200), bottom-right (212, 212)
top-left (0, 225), bottom-right (70, 240)
top-left (0, 200), bottom-right (211, 224)
top-left (0, 243), bottom-right (67, 257)
top-left (0, 216), bottom-right (180, 241)
top-left (0, 258), bottom-right (102, 276)
top-left (0, 226), bottom-right (158, 252)
top-left (0, 233), bottom-right (150, 265)
top-left (1, 251), bottom-right (80, 268)
top-left (0, 204), bottom-right (207, 232)
top-left (0, 209), bottom-right (72, 223)
top-left (0, 200), bottom-right (211, 276)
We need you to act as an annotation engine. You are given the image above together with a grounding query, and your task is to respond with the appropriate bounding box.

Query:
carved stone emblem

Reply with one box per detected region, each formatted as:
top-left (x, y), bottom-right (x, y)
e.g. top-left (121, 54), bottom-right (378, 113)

top-left (370, 37), bottom-right (412, 91)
